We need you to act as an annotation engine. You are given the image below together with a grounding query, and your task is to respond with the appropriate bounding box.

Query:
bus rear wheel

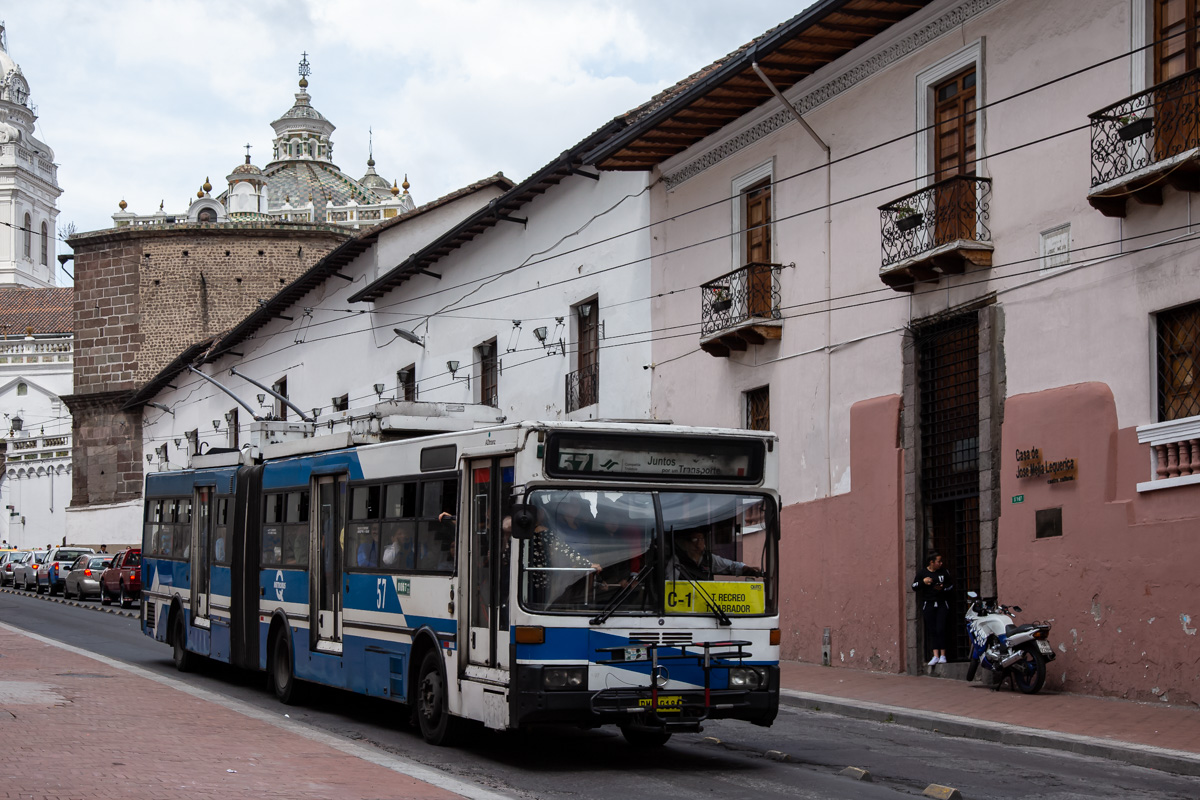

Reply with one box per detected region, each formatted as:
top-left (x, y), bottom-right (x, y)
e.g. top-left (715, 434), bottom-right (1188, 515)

top-left (620, 723), bottom-right (671, 747)
top-left (416, 650), bottom-right (460, 746)
top-left (271, 629), bottom-right (302, 705)
top-left (172, 613), bottom-right (195, 673)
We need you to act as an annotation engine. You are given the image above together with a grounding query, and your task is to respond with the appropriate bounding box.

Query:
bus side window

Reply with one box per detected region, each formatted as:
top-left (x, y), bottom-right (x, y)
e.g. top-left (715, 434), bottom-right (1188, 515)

top-left (212, 497), bottom-right (229, 563)
top-left (283, 491), bottom-right (310, 566)
top-left (146, 500), bottom-right (162, 554)
top-left (262, 493), bottom-right (283, 564)
top-left (417, 478), bottom-right (457, 572)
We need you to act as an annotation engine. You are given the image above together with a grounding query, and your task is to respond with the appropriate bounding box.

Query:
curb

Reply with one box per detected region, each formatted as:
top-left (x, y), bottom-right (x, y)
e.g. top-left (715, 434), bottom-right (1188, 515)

top-left (780, 689), bottom-right (1200, 777)
top-left (0, 585), bottom-right (139, 619)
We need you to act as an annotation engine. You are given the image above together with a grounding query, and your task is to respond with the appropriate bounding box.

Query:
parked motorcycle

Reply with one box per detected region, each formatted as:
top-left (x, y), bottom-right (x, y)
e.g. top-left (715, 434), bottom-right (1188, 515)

top-left (964, 591), bottom-right (1055, 694)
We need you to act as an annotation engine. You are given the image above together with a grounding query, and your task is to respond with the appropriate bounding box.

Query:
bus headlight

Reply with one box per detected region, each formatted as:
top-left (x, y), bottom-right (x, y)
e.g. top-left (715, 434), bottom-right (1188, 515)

top-left (728, 667), bottom-right (766, 689)
top-left (543, 667), bottom-right (586, 691)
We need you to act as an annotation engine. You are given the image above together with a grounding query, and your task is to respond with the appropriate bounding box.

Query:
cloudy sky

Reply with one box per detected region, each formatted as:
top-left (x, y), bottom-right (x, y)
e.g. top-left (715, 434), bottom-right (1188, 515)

top-left (5, 0), bottom-right (812, 271)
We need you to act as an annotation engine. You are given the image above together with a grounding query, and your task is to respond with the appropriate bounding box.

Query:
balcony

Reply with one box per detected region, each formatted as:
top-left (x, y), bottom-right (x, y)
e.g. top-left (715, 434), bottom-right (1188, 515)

top-left (566, 362), bottom-right (599, 412)
top-left (699, 263), bottom-right (784, 357)
top-left (878, 175), bottom-right (993, 292)
top-left (1135, 416), bottom-right (1200, 492)
top-left (1088, 69), bottom-right (1200, 217)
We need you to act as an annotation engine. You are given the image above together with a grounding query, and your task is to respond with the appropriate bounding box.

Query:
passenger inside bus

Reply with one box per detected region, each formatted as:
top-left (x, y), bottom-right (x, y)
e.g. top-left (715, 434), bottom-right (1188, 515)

top-left (525, 504), bottom-right (601, 608)
top-left (382, 524), bottom-right (414, 568)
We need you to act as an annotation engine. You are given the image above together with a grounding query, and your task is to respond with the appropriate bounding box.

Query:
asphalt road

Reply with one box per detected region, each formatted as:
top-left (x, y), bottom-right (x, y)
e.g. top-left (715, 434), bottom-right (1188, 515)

top-left (2, 588), bottom-right (1197, 800)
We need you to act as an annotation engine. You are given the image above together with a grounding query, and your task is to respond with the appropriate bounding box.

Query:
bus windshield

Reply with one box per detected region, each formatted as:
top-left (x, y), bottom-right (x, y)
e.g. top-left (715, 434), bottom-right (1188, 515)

top-left (518, 489), bottom-right (776, 616)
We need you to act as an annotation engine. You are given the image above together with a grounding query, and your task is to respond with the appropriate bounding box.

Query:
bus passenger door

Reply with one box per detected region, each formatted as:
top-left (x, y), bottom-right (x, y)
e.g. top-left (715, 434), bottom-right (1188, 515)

top-left (312, 475), bottom-right (346, 652)
top-left (190, 486), bottom-right (212, 627)
top-left (466, 457), bottom-right (514, 671)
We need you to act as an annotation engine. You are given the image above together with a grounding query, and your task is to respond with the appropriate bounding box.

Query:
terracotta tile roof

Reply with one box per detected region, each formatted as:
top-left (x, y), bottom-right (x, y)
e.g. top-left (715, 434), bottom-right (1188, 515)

top-left (0, 287), bottom-right (73, 335)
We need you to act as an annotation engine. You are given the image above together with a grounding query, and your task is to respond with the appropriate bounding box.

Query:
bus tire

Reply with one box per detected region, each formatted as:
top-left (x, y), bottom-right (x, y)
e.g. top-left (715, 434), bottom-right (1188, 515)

top-left (416, 650), bottom-right (459, 746)
top-left (620, 723), bottom-right (671, 747)
top-left (171, 611), bottom-right (195, 673)
top-left (271, 628), bottom-right (303, 705)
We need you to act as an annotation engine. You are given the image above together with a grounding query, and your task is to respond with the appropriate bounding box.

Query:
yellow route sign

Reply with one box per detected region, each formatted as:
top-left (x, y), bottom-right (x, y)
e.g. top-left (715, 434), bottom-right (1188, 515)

top-left (664, 580), bottom-right (765, 615)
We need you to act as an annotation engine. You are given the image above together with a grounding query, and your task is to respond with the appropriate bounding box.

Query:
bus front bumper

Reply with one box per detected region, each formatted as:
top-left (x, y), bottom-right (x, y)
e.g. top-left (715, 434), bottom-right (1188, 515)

top-left (512, 664), bottom-right (779, 729)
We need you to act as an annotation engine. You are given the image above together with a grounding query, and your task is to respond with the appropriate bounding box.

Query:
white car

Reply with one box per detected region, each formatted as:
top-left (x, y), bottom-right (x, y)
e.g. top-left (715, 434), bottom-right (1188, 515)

top-left (12, 550), bottom-right (47, 591)
top-left (0, 550), bottom-right (28, 586)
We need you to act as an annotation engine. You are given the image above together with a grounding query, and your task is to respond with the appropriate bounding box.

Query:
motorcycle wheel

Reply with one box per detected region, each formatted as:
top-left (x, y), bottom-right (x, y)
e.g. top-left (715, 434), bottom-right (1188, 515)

top-left (965, 657), bottom-right (979, 683)
top-left (1012, 646), bottom-right (1047, 694)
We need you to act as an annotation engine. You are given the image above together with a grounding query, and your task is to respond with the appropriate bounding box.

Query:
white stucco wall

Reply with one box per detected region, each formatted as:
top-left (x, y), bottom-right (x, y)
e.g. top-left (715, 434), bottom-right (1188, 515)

top-left (140, 170), bottom-right (652, 464)
top-left (643, 0), bottom-right (1167, 506)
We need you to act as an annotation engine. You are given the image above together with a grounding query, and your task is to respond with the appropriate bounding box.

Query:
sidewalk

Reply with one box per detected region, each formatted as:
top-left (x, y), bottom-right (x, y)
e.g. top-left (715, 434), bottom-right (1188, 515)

top-left (778, 660), bottom-right (1200, 776)
top-left (0, 622), bottom-right (504, 800)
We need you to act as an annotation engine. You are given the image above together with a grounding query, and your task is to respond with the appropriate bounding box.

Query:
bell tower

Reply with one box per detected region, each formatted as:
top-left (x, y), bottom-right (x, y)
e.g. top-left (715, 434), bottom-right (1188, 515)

top-left (0, 22), bottom-right (62, 288)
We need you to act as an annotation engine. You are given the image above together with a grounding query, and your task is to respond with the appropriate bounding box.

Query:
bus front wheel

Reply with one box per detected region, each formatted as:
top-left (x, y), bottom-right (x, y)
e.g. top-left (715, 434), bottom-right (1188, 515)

top-left (416, 650), bottom-right (459, 746)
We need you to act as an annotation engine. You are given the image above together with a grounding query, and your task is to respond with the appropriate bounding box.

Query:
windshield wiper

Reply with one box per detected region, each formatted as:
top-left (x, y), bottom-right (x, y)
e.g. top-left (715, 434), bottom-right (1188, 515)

top-left (673, 568), bottom-right (732, 626)
top-left (590, 544), bottom-right (656, 626)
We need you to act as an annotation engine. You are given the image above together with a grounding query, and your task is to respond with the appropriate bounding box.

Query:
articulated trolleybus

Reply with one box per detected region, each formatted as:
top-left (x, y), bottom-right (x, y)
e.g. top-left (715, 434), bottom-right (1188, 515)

top-left (142, 421), bottom-right (781, 745)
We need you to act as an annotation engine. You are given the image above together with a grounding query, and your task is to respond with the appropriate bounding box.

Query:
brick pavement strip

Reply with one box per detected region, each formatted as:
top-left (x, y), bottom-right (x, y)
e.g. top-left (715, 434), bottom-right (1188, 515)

top-left (0, 622), bottom-right (509, 800)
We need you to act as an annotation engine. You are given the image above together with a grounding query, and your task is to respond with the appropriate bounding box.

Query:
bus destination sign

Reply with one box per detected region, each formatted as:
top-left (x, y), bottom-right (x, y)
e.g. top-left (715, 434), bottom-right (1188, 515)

top-left (556, 448), bottom-right (749, 478)
top-left (543, 432), bottom-right (766, 483)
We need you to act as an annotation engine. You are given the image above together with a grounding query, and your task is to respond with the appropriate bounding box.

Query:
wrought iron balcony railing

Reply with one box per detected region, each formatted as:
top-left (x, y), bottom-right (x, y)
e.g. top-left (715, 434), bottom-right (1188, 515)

top-left (1089, 68), bottom-right (1200, 202)
top-left (879, 175), bottom-right (992, 273)
top-left (700, 263), bottom-right (782, 338)
top-left (565, 362), bottom-right (599, 412)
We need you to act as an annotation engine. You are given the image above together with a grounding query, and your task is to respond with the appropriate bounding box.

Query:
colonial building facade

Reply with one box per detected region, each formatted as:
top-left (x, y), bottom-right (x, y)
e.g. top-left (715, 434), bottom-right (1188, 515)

top-left (589, 0), bottom-right (1200, 705)
top-left (0, 24), bottom-right (73, 548)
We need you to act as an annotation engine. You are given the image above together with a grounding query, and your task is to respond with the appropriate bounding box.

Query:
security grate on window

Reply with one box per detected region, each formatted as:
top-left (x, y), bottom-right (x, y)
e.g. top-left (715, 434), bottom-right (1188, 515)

top-left (1157, 301), bottom-right (1200, 421)
top-left (746, 386), bottom-right (770, 431)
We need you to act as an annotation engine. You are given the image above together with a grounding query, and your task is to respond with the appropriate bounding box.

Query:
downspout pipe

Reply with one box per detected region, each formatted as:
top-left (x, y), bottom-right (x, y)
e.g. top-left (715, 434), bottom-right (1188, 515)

top-left (752, 59), bottom-right (834, 496)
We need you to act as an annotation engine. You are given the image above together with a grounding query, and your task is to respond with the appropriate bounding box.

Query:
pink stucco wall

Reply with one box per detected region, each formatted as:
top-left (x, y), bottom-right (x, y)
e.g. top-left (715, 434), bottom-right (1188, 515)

top-left (999, 383), bottom-right (1200, 706)
top-left (779, 394), bottom-right (906, 671)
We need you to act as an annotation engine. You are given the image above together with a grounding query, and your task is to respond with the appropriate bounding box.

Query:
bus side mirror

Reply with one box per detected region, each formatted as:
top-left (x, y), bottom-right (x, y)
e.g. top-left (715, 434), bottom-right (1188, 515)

top-left (510, 503), bottom-right (536, 540)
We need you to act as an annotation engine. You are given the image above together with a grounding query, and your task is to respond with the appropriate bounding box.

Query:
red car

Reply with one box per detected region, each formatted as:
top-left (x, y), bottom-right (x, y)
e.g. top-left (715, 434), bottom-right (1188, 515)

top-left (99, 548), bottom-right (141, 608)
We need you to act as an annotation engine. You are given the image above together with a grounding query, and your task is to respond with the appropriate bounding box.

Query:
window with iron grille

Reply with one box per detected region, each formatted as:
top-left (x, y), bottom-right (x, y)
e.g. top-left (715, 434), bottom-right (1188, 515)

top-left (1157, 301), bottom-right (1200, 421)
top-left (398, 365), bottom-right (416, 402)
top-left (745, 386), bottom-right (770, 431)
top-left (479, 341), bottom-right (498, 406)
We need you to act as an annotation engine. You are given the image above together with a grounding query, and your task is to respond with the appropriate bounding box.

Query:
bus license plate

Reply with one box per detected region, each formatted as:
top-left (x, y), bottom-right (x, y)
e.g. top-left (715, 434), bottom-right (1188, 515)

top-left (638, 695), bottom-right (682, 712)
top-left (623, 647), bottom-right (647, 662)
top-left (1036, 640), bottom-right (1052, 655)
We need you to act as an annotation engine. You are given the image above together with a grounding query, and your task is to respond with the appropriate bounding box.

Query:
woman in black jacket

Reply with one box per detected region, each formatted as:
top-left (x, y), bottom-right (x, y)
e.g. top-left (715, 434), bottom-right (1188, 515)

top-left (912, 551), bottom-right (954, 666)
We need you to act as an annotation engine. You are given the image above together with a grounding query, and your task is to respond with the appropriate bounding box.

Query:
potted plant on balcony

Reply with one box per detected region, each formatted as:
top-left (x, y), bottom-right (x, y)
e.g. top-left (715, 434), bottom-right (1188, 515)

top-left (710, 286), bottom-right (732, 312)
top-left (894, 204), bottom-right (924, 233)
top-left (1117, 113), bottom-right (1154, 142)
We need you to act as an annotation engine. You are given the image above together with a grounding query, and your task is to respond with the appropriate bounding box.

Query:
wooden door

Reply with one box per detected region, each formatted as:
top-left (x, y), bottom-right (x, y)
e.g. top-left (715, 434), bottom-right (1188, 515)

top-left (1154, 1), bottom-right (1200, 159)
top-left (933, 67), bottom-right (977, 246)
top-left (744, 181), bottom-right (772, 316)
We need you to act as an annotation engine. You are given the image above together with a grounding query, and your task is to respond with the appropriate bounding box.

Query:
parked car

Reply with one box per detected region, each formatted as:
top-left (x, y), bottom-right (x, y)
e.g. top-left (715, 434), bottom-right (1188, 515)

top-left (38, 546), bottom-right (95, 596)
top-left (12, 550), bottom-right (48, 591)
top-left (100, 548), bottom-right (142, 608)
top-left (1, 550), bottom-right (28, 586)
top-left (63, 554), bottom-right (112, 600)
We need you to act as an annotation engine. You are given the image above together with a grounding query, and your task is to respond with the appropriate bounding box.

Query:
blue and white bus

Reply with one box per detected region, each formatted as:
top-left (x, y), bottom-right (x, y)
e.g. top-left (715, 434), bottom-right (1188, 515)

top-left (141, 421), bottom-right (780, 746)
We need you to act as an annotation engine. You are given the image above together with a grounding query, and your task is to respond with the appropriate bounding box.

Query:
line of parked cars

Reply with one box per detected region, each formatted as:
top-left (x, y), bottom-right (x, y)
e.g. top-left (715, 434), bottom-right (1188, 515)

top-left (0, 546), bottom-right (141, 608)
